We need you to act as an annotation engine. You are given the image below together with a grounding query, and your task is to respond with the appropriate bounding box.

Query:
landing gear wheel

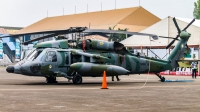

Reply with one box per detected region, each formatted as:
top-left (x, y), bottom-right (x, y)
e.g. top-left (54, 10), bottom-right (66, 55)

top-left (73, 74), bottom-right (82, 84)
top-left (155, 73), bottom-right (165, 82)
top-left (45, 77), bottom-right (57, 83)
top-left (160, 77), bottom-right (165, 82)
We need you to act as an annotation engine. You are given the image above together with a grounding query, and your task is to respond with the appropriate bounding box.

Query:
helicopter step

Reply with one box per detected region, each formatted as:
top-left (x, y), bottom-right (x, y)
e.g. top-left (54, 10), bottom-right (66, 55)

top-left (56, 72), bottom-right (73, 80)
top-left (155, 73), bottom-right (165, 82)
top-left (55, 71), bottom-right (82, 84)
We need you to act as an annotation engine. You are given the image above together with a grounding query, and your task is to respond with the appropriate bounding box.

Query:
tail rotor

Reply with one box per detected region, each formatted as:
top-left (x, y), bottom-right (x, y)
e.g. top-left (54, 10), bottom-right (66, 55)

top-left (165, 17), bottom-right (195, 49)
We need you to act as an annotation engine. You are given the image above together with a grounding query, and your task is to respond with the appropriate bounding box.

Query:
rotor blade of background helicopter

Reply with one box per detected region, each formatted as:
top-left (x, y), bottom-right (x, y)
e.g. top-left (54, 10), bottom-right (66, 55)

top-left (0, 27), bottom-right (87, 38)
top-left (83, 29), bottom-right (159, 40)
top-left (22, 33), bottom-right (58, 45)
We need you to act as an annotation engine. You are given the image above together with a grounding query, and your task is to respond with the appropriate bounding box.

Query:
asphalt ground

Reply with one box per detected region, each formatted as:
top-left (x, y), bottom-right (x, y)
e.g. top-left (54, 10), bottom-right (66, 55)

top-left (0, 67), bottom-right (200, 112)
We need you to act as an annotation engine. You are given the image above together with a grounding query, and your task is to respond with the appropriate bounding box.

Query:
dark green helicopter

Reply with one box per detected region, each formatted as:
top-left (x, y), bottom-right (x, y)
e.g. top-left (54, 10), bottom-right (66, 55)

top-left (2, 18), bottom-right (195, 84)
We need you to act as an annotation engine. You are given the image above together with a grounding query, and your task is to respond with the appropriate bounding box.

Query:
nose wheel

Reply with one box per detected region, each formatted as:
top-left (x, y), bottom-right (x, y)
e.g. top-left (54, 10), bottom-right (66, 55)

top-left (45, 77), bottom-right (58, 83)
top-left (155, 73), bottom-right (165, 82)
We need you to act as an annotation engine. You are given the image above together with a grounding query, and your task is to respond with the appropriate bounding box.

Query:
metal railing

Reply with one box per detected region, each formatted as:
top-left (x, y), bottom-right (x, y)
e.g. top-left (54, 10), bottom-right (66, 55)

top-left (3, 43), bottom-right (15, 63)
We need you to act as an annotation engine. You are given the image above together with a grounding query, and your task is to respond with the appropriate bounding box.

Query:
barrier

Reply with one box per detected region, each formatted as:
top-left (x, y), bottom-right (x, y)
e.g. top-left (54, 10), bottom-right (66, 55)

top-left (101, 71), bottom-right (108, 89)
top-left (160, 67), bottom-right (199, 76)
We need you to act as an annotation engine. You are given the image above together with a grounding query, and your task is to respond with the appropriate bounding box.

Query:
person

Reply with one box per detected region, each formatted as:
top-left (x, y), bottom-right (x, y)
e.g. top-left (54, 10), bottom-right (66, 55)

top-left (191, 61), bottom-right (198, 79)
top-left (112, 75), bottom-right (120, 81)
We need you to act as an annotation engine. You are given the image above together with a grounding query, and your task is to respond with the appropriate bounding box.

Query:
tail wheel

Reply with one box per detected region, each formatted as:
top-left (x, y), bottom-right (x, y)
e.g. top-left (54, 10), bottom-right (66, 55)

top-left (73, 74), bottom-right (82, 84)
top-left (161, 77), bottom-right (165, 82)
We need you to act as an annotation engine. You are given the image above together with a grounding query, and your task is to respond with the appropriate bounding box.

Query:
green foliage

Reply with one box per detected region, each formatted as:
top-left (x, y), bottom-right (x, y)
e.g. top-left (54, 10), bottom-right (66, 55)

top-left (193, 0), bottom-right (200, 19)
top-left (108, 25), bottom-right (128, 42)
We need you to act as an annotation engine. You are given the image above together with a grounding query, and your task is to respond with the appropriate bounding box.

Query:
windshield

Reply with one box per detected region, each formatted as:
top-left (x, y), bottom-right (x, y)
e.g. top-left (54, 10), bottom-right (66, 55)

top-left (25, 48), bottom-right (36, 59)
top-left (26, 49), bottom-right (43, 60)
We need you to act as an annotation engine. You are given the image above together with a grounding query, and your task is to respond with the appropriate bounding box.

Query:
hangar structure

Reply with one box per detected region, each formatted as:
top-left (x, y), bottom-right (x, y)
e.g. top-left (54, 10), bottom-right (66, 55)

top-left (15, 6), bottom-right (160, 41)
top-left (0, 26), bottom-right (23, 63)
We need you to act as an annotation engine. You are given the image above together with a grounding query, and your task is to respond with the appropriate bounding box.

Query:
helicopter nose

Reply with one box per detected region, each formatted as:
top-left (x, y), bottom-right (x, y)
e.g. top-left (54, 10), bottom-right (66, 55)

top-left (6, 66), bottom-right (14, 73)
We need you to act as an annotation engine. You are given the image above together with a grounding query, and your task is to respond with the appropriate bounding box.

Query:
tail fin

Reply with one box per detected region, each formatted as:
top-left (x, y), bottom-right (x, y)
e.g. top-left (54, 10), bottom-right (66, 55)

top-left (167, 31), bottom-right (190, 69)
top-left (166, 18), bottom-right (195, 69)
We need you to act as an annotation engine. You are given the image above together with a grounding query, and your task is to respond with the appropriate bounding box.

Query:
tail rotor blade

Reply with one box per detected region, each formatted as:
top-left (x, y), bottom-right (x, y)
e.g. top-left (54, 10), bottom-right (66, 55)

top-left (159, 36), bottom-right (179, 40)
top-left (173, 17), bottom-right (181, 34)
top-left (186, 44), bottom-right (189, 48)
top-left (182, 19), bottom-right (195, 31)
top-left (166, 39), bottom-right (175, 49)
top-left (165, 18), bottom-right (195, 49)
top-left (166, 35), bottom-right (179, 49)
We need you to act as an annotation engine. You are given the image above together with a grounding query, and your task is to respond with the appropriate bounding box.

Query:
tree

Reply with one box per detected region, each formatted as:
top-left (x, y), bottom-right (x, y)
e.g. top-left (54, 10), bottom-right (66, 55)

top-left (108, 25), bottom-right (117, 42)
top-left (108, 25), bottom-right (128, 42)
top-left (193, 0), bottom-right (200, 19)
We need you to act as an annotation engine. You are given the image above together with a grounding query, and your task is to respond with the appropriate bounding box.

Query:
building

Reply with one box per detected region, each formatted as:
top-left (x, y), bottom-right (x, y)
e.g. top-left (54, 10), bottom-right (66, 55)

top-left (0, 26), bottom-right (23, 34)
top-left (14, 6), bottom-right (160, 42)
top-left (0, 26), bottom-right (23, 63)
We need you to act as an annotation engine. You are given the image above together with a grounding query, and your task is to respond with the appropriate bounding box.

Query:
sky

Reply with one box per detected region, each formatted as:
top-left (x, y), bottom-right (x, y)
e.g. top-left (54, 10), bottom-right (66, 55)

top-left (0, 0), bottom-right (197, 27)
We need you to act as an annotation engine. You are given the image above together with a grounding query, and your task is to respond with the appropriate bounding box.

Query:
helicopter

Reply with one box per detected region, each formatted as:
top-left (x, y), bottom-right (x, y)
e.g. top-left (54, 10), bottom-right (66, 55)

top-left (2, 17), bottom-right (195, 84)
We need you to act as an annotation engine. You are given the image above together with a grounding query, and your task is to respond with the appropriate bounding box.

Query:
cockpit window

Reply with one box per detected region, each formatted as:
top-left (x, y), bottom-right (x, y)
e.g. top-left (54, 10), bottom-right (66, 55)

top-left (45, 51), bottom-right (57, 62)
top-left (26, 49), bottom-right (36, 59)
top-left (26, 49), bottom-right (42, 60)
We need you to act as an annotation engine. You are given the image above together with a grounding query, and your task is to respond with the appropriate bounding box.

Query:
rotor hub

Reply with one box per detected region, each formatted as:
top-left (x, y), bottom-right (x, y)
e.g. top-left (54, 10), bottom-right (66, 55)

top-left (180, 31), bottom-right (191, 40)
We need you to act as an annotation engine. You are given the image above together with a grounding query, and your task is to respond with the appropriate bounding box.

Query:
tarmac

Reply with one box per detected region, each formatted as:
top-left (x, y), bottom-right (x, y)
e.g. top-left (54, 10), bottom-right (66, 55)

top-left (0, 67), bottom-right (200, 112)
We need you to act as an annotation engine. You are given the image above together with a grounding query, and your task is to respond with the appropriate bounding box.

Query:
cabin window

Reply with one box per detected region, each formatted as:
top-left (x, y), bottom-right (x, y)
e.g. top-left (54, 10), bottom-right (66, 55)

top-left (45, 51), bottom-right (57, 62)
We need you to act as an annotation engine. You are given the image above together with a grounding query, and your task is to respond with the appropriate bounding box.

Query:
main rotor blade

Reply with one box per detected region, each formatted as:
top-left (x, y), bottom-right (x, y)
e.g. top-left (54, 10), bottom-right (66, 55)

top-left (84, 32), bottom-right (109, 38)
top-left (173, 17), bottom-right (181, 34)
top-left (83, 29), bottom-right (159, 40)
top-left (159, 36), bottom-right (179, 40)
top-left (182, 19), bottom-right (195, 31)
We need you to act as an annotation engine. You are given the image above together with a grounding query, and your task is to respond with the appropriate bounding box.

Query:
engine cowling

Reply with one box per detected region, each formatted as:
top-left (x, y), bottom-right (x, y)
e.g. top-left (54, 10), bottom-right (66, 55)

top-left (78, 39), bottom-right (124, 51)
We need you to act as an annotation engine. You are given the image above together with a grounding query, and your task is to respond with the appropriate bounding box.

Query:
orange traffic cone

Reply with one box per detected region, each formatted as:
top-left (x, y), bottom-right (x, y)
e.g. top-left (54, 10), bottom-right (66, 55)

top-left (101, 71), bottom-right (108, 89)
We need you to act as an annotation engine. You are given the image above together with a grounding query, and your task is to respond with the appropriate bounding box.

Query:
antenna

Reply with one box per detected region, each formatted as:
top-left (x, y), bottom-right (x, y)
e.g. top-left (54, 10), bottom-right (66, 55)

top-left (139, 0), bottom-right (140, 6)
top-left (101, 2), bottom-right (102, 11)
top-left (115, 0), bottom-right (116, 9)
top-left (75, 6), bottom-right (76, 14)
top-left (63, 8), bottom-right (64, 15)
top-left (87, 4), bottom-right (88, 12)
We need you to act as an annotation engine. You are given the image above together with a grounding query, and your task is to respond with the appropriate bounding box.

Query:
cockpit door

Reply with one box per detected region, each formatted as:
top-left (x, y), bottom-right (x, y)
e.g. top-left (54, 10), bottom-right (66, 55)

top-left (41, 51), bottom-right (58, 76)
top-left (55, 51), bottom-right (71, 73)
